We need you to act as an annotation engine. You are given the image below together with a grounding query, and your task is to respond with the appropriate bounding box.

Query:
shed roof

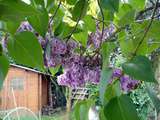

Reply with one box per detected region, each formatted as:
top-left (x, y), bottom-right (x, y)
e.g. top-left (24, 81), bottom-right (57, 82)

top-left (10, 64), bottom-right (51, 76)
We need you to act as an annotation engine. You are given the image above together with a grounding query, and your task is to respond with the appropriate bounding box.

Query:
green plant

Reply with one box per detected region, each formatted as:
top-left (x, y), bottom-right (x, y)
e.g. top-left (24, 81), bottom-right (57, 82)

top-left (0, 0), bottom-right (160, 120)
top-left (130, 84), bottom-right (155, 120)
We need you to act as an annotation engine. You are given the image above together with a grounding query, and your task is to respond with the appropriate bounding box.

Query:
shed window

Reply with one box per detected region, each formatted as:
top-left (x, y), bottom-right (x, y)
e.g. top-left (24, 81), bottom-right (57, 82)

top-left (10, 77), bottom-right (24, 90)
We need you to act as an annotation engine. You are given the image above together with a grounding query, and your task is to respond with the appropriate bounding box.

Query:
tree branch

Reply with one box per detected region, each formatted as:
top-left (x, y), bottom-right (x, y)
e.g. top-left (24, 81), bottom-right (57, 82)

top-left (133, 0), bottom-right (159, 56)
top-left (149, 0), bottom-right (155, 6)
top-left (136, 2), bottom-right (160, 20)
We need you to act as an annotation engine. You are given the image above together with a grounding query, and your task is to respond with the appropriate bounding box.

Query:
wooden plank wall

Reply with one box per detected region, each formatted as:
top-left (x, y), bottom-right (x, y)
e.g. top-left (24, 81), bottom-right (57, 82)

top-left (41, 76), bottom-right (49, 107)
top-left (0, 66), bottom-right (42, 113)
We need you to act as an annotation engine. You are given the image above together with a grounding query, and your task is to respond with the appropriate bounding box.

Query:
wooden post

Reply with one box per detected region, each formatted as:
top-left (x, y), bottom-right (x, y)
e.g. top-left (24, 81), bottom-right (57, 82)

top-left (11, 88), bottom-right (20, 120)
top-left (66, 88), bottom-right (72, 120)
top-left (38, 74), bottom-right (42, 116)
top-left (49, 80), bottom-right (53, 107)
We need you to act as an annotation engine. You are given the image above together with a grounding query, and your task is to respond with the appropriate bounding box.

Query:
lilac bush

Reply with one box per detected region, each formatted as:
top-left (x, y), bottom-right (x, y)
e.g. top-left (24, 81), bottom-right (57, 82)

top-left (17, 21), bottom-right (139, 92)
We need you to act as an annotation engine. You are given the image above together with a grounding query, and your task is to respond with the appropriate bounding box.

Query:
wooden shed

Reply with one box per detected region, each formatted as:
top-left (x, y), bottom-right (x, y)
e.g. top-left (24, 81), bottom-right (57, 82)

top-left (0, 64), bottom-right (50, 113)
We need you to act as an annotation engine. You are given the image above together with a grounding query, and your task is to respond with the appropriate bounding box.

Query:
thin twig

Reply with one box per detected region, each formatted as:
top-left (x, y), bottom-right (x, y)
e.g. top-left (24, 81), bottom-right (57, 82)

top-left (92, 16), bottom-right (119, 29)
top-left (133, 0), bottom-right (159, 56)
top-left (90, 0), bottom-right (105, 56)
top-left (65, 18), bottom-right (81, 42)
top-left (136, 2), bottom-right (160, 20)
top-left (49, 1), bottom-right (62, 25)
top-left (97, 0), bottom-right (105, 46)
top-left (92, 17), bottom-right (108, 27)
top-left (65, 4), bottom-right (85, 42)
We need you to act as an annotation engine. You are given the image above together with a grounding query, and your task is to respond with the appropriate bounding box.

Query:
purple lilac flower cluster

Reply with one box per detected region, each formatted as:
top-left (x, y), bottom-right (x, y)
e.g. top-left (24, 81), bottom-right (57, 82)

top-left (57, 54), bottom-right (101, 88)
top-left (44, 37), bottom-right (77, 67)
top-left (110, 69), bottom-right (140, 92)
top-left (88, 24), bottom-right (116, 48)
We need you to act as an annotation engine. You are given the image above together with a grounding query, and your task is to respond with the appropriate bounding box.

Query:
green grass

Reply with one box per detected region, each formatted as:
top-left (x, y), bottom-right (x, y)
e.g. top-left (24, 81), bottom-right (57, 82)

top-left (41, 111), bottom-right (68, 120)
top-left (41, 111), bottom-right (74, 120)
top-left (0, 111), bottom-right (73, 120)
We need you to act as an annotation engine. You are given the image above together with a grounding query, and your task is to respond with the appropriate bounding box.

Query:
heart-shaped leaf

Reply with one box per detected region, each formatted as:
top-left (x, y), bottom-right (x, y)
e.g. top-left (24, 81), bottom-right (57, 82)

top-left (8, 31), bottom-right (44, 71)
top-left (83, 15), bottom-right (96, 32)
top-left (122, 56), bottom-right (156, 82)
top-left (100, 0), bottom-right (120, 13)
top-left (0, 54), bottom-right (9, 89)
top-left (104, 95), bottom-right (139, 120)
top-left (74, 100), bottom-right (93, 120)
top-left (104, 81), bottom-right (121, 104)
top-left (28, 7), bottom-right (49, 37)
top-left (72, 0), bottom-right (89, 21)
top-left (0, 0), bottom-right (38, 21)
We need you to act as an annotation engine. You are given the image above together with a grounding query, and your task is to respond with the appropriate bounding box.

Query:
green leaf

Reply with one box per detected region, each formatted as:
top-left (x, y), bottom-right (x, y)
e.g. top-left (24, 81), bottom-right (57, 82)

top-left (0, 44), bottom-right (2, 56)
top-left (66, 0), bottom-right (77, 5)
top-left (6, 21), bottom-right (20, 34)
top-left (122, 56), bottom-right (156, 83)
top-left (99, 108), bottom-right (107, 120)
top-left (104, 95), bottom-right (139, 120)
top-left (49, 66), bottom-right (60, 76)
top-left (103, 10), bottom-right (114, 22)
top-left (104, 81), bottom-right (121, 104)
top-left (0, 0), bottom-right (38, 21)
top-left (45, 0), bottom-right (55, 11)
top-left (83, 15), bottom-right (96, 32)
top-left (0, 20), bottom-right (20, 34)
top-left (101, 42), bottom-right (116, 68)
top-left (31, 0), bottom-right (45, 6)
top-left (147, 21), bottom-right (160, 39)
top-left (8, 31), bottom-right (44, 71)
top-left (74, 100), bottom-right (93, 120)
top-left (51, 6), bottom-right (65, 31)
top-left (28, 7), bottom-right (49, 37)
top-left (100, 0), bottom-right (119, 13)
top-left (117, 4), bottom-right (135, 26)
top-left (99, 68), bottom-right (112, 104)
top-left (0, 54), bottom-right (9, 90)
top-left (0, 20), bottom-right (6, 31)
top-left (73, 31), bottom-right (88, 47)
top-left (128, 0), bottom-right (145, 11)
top-left (72, 0), bottom-right (89, 21)
top-left (54, 22), bottom-right (82, 38)
top-left (118, 30), bottom-right (133, 57)
top-left (119, 21), bottom-right (160, 56)
top-left (138, 21), bottom-right (160, 54)
top-left (99, 43), bottom-right (116, 104)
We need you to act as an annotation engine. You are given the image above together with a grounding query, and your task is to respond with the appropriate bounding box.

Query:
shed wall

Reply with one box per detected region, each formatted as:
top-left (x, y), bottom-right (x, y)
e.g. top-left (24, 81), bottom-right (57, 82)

top-left (41, 77), bottom-right (49, 107)
top-left (0, 66), bottom-right (42, 113)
